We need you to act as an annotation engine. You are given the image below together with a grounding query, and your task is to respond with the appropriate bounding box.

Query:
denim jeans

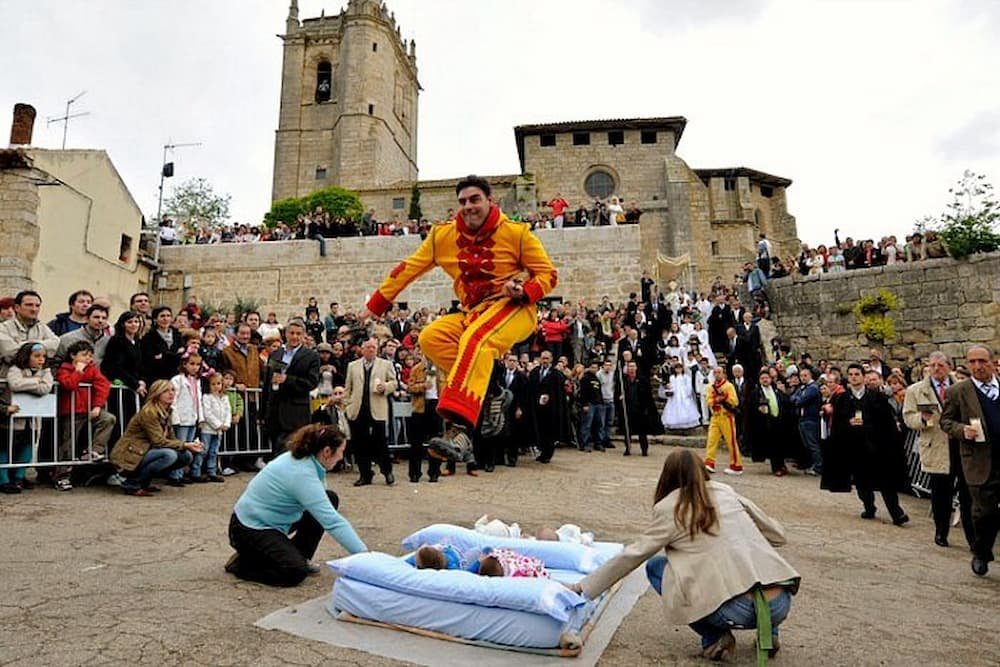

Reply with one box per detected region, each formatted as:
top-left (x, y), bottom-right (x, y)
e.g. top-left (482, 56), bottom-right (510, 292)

top-left (191, 432), bottom-right (221, 477)
top-left (0, 430), bottom-right (32, 484)
top-left (798, 419), bottom-right (822, 472)
top-left (645, 554), bottom-right (792, 649)
top-left (598, 401), bottom-right (614, 446)
top-left (123, 447), bottom-right (193, 490)
top-left (578, 403), bottom-right (605, 449)
top-left (173, 424), bottom-right (198, 480)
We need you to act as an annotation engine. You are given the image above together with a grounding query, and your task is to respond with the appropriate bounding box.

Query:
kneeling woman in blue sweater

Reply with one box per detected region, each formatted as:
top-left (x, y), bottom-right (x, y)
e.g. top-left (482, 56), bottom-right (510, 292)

top-left (227, 423), bottom-right (367, 586)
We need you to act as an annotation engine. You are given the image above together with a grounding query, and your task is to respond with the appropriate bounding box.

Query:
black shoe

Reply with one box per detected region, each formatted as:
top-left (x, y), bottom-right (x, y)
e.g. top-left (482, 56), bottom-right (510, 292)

top-left (971, 557), bottom-right (989, 576)
top-left (505, 459), bottom-right (517, 467)
top-left (640, 449), bottom-right (648, 457)
top-left (409, 475), bottom-right (421, 483)
top-left (535, 456), bottom-right (551, 464)
top-left (594, 445), bottom-right (605, 452)
top-left (224, 552), bottom-right (240, 574)
top-left (483, 464), bottom-right (495, 472)
top-left (384, 472), bottom-right (395, 486)
top-left (0, 483), bottom-right (21, 494)
top-left (892, 513), bottom-right (910, 527)
top-left (604, 443), bottom-right (616, 449)
top-left (353, 478), bottom-right (372, 487)
top-left (428, 476), bottom-right (439, 483)
top-left (860, 508), bottom-right (876, 520)
top-left (167, 479), bottom-right (185, 487)
top-left (934, 534), bottom-right (949, 548)
top-left (180, 476), bottom-right (194, 485)
top-left (623, 449), bottom-right (631, 457)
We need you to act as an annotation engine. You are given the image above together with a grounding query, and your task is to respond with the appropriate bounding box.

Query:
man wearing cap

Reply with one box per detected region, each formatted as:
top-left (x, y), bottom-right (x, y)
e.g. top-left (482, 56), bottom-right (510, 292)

top-left (359, 175), bottom-right (557, 465)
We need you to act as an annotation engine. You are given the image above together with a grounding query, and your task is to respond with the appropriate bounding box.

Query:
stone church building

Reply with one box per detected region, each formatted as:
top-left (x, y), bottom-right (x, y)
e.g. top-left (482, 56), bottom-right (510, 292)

top-left (272, 0), bottom-right (799, 289)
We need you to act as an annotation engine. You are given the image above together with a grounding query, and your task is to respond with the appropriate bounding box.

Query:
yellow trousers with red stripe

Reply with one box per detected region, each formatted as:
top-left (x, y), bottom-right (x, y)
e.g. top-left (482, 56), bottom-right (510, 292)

top-left (705, 410), bottom-right (743, 470)
top-left (418, 298), bottom-right (537, 426)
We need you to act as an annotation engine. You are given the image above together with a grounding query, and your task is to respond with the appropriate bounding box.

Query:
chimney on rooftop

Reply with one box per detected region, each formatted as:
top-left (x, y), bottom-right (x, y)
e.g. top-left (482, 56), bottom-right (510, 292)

top-left (10, 103), bottom-right (36, 146)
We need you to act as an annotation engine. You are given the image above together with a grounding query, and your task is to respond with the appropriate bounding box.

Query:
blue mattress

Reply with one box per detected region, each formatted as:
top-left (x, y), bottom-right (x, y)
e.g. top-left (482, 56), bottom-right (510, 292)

top-left (329, 576), bottom-right (603, 648)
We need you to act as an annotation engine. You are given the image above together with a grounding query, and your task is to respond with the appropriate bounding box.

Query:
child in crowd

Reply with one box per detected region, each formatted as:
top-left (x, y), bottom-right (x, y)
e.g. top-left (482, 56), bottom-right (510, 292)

top-left (1, 343), bottom-right (54, 493)
top-left (170, 353), bottom-right (203, 485)
top-left (218, 370), bottom-right (245, 477)
top-left (54, 340), bottom-right (116, 490)
top-left (193, 373), bottom-right (231, 482)
top-left (199, 327), bottom-right (224, 372)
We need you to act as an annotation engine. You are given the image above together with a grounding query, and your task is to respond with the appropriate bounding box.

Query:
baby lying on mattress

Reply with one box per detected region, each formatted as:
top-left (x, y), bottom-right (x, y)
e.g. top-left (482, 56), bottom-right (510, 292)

top-left (409, 544), bottom-right (550, 578)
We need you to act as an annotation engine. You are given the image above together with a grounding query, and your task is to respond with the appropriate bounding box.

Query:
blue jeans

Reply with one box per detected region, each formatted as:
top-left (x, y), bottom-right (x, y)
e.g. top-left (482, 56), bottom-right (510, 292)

top-left (599, 401), bottom-right (614, 446)
top-left (123, 447), bottom-right (193, 490)
top-left (0, 430), bottom-right (31, 484)
top-left (199, 432), bottom-right (221, 476)
top-left (579, 403), bottom-right (605, 449)
top-left (798, 419), bottom-right (822, 472)
top-left (174, 425), bottom-right (198, 480)
top-left (645, 554), bottom-right (792, 649)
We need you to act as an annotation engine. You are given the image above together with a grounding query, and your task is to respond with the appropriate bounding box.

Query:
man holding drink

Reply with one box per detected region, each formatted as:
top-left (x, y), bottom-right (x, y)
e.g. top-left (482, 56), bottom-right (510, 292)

top-left (941, 345), bottom-right (1000, 577)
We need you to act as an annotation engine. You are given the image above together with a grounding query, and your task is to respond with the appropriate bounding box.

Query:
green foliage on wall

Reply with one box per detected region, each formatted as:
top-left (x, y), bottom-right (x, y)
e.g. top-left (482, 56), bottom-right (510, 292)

top-left (263, 186), bottom-right (364, 228)
top-left (853, 289), bottom-right (899, 342)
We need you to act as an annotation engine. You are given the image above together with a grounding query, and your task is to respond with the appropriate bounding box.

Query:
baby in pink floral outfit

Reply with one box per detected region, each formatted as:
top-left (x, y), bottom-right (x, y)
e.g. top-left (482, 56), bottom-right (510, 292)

top-left (472, 546), bottom-right (549, 579)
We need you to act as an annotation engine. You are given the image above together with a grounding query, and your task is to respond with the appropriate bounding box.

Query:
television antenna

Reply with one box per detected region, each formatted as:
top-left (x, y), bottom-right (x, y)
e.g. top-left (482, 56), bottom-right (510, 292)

top-left (46, 91), bottom-right (91, 149)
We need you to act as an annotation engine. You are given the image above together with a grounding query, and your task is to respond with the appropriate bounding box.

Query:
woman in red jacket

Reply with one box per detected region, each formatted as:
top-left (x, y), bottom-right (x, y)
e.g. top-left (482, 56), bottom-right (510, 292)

top-left (54, 340), bottom-right (117, 490)
top-left (538, 309), bottom-right (569, 361)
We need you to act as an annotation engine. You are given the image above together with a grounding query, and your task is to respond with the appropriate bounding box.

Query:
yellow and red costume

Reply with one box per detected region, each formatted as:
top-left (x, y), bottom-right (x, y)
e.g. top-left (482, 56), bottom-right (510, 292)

top-left (366, 206), bottom-right (557, 426)
top-left (705, 378), bottom-right (744, 471)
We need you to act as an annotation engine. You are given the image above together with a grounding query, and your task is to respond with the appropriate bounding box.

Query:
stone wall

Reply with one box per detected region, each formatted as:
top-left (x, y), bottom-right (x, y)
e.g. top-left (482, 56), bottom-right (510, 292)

top-left (156, 225), bottom-right (642, 317)
top-left (769, 252), bottom-right (1000, 366)
top-left (0, 165), bottom-right (41, 295)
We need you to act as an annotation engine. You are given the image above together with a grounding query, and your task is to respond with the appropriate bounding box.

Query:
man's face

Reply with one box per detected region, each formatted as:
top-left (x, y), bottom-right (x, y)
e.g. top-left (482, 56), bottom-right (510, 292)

top-left (505, 355), bottom-right (518, 370)
top-left (286, 324), bottom-right (304, 347)
top-left (540, 351), bottom-right (552, 366)
top-left (967, 347), bottom-right (995, 383)
top-left (361, 339), bottom-right (378, 361)
top-left (383, 341), bottom-right (399, 358)
top-left (928, 357), bottom-right (951, 383)
top-left (602, 360), bottom-right (612, 373)
top-left (864, 371), bottom-right (882, 390)
top-left (246, 313), bottom-right (260, 329)
top-left (236, 325), bottom-right (251, 346)
top-left (131, 294), bottom-right (150, 314)
top-left (869, 349), bottom-right (880, 362)
top-left (331, 386), bottom-right (346, 404)
top-left (71, 293), bottom-right (92, 317)
top-left (799, 370), bottom-right (811, 385)
top-left (88, 310), bottom-right (107, 332)
top-left (457, 186), bottom-right (490, 231)
top-left (626, 361), bottom-right (638, 377)
top-left (828, 370), bottom-right (841, 385)
top-left (15, 296), bottom-right (41, 322)
top-left (733, 367), bottom-right (744, 379)
top-left (759, 373), bottom-right (771, 387)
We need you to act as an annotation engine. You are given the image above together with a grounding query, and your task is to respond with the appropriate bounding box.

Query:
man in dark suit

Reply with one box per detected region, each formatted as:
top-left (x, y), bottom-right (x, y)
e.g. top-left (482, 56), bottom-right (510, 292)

top-left (707, 295), bottom-right (734, 355)
top-left (261, 318), bottom-right (321, 458)
top-left (736, 311), bottom-right (765, 378)
top-left (528, 350), bottom-right (563, 463)
top-left (617, 327), bottom-right (641, 365)
top-left (500, 353), bottom-right (529, 466)
top-left (644, 296), bottom-right (671, 339)
top-left (941, 344), bottom-right (1000, 576)
top-left (389, 311), bottom-right (409, 342)
top-left (724, 327), bottom-right (752, 376)
top-left (824, 363), bottom-right (908, 526)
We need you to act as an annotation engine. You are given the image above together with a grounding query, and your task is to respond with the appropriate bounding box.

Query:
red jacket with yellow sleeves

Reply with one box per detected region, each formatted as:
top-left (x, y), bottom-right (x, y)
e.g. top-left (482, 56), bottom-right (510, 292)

top-left (366, 207), bottom-right (558, 315)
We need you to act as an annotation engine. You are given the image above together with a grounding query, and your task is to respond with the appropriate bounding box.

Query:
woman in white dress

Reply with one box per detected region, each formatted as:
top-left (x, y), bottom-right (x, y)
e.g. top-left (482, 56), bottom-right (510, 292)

top-left (661, 362), bottom-right (703, 430)
top-left (606, 197), bottom-right (624, 227)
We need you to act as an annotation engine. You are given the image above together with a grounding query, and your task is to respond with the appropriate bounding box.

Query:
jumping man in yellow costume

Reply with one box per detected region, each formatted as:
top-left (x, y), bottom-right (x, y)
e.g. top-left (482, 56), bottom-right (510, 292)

top-left (359, 176), bottom-right (557, 463)
top-left (705, 365), bottom-right (744, 475)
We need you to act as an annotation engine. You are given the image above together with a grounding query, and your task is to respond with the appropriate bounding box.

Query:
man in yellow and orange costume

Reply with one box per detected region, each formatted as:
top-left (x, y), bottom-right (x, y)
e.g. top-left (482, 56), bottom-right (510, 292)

top-left (360, 176), bottom-right (557, 463)
top-left (705, 365), bottom-right (745, 475)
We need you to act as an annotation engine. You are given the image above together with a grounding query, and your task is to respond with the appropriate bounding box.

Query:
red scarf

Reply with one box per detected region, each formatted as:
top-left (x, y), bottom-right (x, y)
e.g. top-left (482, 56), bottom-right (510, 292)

top-left (455, 205), bottom-right (501, 240)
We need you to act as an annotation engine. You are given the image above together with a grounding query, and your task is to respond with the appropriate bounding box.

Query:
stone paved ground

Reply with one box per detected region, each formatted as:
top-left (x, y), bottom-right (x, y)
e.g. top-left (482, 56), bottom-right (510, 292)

top-left (2, 444), bottom-right (999, 666)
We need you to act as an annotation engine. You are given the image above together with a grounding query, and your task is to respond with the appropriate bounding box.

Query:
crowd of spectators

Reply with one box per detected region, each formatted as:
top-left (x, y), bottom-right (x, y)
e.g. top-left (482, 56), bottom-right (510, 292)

top-left (157, 194), bottom-right (642, 247)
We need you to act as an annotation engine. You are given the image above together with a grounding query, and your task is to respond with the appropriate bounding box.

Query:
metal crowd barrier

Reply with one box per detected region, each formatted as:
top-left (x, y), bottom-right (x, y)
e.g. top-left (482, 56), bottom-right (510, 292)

top-left (903, 427), bottom-right (932, 497)
top-left (387, 396), bottom-right (412, 451)
top-left (218, 387), bottom-right (271, 456)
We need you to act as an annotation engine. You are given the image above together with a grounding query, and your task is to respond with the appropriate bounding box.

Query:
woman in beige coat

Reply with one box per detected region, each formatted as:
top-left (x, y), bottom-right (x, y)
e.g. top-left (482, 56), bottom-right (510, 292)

top-left (570, 449), bottom-right (800, 661)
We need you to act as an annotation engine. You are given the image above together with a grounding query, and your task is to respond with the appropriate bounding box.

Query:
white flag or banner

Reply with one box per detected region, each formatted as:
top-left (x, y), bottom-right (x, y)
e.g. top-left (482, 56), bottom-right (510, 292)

top-left (656, 252), bottom-right (690, 283)
top-left (11, 392), bottom-right (57, 418)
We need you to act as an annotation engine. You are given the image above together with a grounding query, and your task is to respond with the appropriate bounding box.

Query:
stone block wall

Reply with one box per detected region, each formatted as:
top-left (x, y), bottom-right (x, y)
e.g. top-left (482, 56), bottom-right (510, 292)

top-left (157, 225), bottom-right (642, 318)
top-left (0, 167), bottom-right (41, 295)
top-left (769, 252), bottom-right (1000, 366)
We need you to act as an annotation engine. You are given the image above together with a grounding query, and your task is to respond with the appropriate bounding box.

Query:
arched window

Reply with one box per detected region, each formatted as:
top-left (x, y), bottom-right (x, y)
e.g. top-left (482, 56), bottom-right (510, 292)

top-left (315, 61), bottom-right (332, 103)
top-left (584, 170), bottom-right (615, 199)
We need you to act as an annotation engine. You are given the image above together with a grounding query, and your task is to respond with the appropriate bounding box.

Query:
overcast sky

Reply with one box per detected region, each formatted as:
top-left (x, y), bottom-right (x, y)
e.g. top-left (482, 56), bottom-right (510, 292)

top-left (2, 0), bottom-right (998, 244)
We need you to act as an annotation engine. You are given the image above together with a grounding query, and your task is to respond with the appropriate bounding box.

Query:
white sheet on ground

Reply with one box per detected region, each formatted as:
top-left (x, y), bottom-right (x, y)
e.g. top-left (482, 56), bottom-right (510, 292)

top-left (255, 566), bottom-right (649, 667)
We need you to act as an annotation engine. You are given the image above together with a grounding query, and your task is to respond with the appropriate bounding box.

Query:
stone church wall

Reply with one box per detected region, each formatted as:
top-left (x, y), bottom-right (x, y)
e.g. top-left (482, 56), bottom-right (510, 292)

top-left (768, 252), bottom-right (1000, 366)
top-left (156, 225), bottom-right (642, 317)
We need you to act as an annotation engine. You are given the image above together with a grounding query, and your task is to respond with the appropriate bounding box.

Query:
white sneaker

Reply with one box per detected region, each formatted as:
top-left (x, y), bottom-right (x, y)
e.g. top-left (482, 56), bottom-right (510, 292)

top-left (704, 464), bottom-right (717, 474)
top-left (221, 467), bottom-right (238, 477)
top-left (106, 473), bottom-right (124, 487)
top-left (254, 457), bottom-right (266, 471)
top-left (723, 468), bottom-right (744, 476)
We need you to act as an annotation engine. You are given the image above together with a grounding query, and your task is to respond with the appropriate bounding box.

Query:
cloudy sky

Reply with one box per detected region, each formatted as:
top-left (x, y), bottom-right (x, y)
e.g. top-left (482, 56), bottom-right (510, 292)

top-left (2, 0), bottom-right (998, 243)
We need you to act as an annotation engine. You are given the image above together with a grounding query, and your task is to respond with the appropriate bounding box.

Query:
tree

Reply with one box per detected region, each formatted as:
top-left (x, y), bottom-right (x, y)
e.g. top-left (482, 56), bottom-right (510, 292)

top-left (263, 197), bottom-right (305, 227)
top-left (163, 177), bottom-right (231, 227)
top-left (263, 186), bottom-right (365, 230)
top-left (933, 170), bottom-right (1000, 258)
top-left (408, 183), bottom-right (422, 220)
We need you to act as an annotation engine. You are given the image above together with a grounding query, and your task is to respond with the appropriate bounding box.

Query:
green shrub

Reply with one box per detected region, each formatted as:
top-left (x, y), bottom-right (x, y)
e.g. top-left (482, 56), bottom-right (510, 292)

top-left (853, 289), bottom-right (899, 343)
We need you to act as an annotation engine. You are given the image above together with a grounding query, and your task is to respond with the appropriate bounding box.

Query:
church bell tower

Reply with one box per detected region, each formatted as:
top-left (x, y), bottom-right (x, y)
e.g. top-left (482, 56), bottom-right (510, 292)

top-left (271, 0), bottom-right (420, 202)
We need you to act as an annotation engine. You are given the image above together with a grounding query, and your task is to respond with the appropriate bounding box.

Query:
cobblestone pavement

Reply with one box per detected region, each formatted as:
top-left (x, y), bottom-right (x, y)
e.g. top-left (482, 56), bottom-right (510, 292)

top-left (1, 444), bottom-right (998, 666)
